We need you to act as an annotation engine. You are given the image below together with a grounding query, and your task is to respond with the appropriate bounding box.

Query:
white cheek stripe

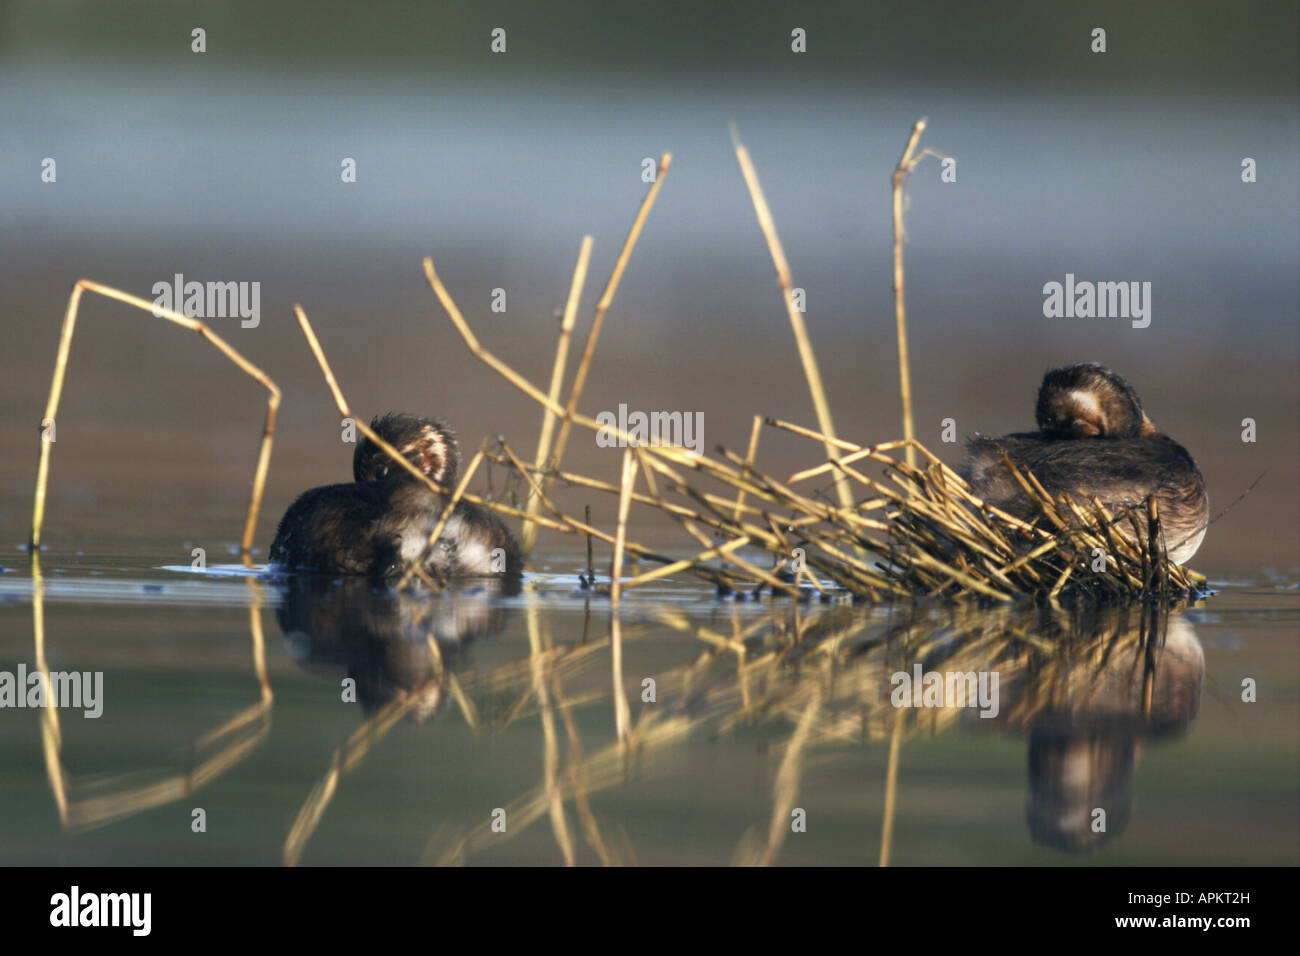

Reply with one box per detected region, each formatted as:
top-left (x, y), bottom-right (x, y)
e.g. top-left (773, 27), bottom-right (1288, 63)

top-left (1067, 389), bottom-right (1102, 422)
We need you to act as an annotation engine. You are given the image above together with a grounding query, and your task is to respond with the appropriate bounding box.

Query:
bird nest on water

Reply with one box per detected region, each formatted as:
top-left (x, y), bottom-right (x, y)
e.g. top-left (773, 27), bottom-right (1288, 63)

top-left (482, 417), bottom-right (1206, 605)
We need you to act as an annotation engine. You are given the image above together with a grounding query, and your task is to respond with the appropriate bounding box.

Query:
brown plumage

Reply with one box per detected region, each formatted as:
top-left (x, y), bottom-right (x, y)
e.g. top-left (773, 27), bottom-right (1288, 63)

top-left (964, 364), bottom-right (1208, 564)
top-left (269, 413), bottom-right (522, 581)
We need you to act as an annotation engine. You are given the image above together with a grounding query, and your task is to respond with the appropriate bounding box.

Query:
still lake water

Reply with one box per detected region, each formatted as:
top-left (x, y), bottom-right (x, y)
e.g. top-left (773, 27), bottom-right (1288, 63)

top-left (1, 533), bottom-right (1295, 866)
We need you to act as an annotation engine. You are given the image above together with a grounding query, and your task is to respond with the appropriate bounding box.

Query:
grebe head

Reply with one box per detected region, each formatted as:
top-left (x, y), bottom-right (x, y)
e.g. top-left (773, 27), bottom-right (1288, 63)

top-left (353, 413), bottom-right (460, 487)
top-left (1035, 363), bottom-right (1157, 439)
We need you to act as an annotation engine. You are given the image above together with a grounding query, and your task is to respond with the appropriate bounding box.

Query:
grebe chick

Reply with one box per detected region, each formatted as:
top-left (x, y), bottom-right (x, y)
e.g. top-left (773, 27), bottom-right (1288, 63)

top-left (269, 413), bottom-right (522, 581)
top-left (963, 364), bottom-right (1208, 564)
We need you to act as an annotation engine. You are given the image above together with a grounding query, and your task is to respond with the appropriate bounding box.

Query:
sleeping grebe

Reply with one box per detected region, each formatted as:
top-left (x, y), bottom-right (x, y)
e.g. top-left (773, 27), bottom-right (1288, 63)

top-left (269, 413), bottom-right (522, 582)
top-left (963, 364), bottom-right (1208, 564)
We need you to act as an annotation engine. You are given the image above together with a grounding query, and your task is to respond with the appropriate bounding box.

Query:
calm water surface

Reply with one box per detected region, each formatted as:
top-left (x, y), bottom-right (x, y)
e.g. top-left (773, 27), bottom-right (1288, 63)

top-left (0, 532), bottom-right (1294, 866)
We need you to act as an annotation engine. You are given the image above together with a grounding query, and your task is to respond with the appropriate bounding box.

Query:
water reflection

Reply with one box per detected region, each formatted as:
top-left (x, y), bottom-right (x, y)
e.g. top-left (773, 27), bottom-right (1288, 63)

top-left (390, 592), bottom-right (1207, 864)
top-left (1000, 608), bottom-right (1204, 852)
top-left (839, 600), bottom-right (1203, 856)
top-left (28, 556), bottom-right (273, 834)
top-left (24, 560), bottom-right (1206, 863)
top-left (277, 575), bottom-right (519, 721)
top-left (889, 600), bottom-right (1204, 851)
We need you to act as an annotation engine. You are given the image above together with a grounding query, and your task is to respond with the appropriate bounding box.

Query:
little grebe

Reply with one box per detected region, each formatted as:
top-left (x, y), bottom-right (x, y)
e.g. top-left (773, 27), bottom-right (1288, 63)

top-left (269, 413), bottom-right (522, 581)
top-left (963, 364), bottom-right (1208, 564)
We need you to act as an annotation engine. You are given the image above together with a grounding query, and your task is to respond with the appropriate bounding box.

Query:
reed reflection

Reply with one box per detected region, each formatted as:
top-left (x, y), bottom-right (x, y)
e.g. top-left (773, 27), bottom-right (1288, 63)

top-left (269, 575), bottom-right (1202, 864)
top-left (275, 575), bottom-right (519, 864)
top-left (30, 556), bottom-right (273, 834)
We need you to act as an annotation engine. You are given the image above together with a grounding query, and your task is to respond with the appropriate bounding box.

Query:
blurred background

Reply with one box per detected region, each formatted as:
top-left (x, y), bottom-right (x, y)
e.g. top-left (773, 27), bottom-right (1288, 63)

top-left (1, 0), bottom-right (1296, 575)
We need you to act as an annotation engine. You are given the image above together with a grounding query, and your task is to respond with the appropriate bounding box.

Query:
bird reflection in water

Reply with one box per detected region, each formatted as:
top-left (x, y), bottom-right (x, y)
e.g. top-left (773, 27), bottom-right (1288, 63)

top-left (911, 600), bottom-right (1203, 852)
top-left (271, 572), bottom-right (1203, 863)
top-left (276, 575), bottom-right (520, 721)
top-left (1004, 607), bottom-right (1201, 852)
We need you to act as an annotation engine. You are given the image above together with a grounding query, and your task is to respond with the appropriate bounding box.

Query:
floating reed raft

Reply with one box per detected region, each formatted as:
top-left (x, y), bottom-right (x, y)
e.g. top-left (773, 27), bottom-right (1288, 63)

top-left (481, 418), bottom-right (1205, 604)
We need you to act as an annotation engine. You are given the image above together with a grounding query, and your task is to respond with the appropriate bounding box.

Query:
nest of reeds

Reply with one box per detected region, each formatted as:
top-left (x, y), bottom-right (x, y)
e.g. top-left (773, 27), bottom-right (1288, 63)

top-left (483, 418), bottom-right (1205, 604)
